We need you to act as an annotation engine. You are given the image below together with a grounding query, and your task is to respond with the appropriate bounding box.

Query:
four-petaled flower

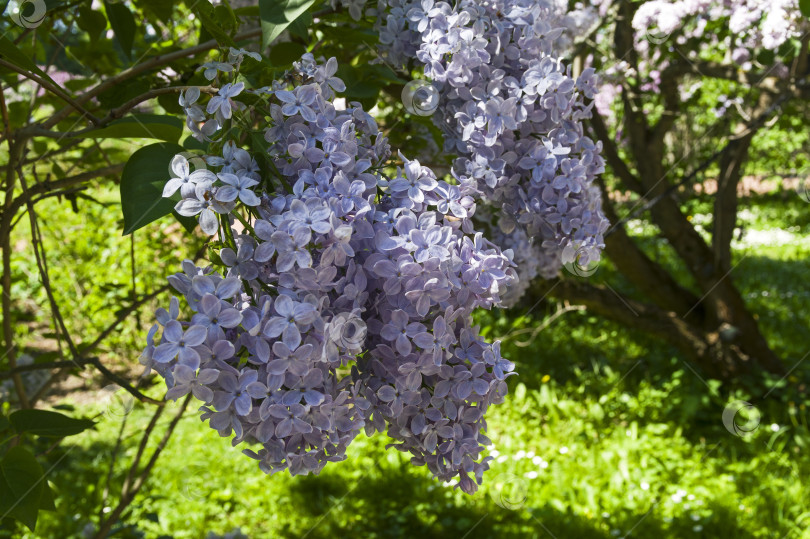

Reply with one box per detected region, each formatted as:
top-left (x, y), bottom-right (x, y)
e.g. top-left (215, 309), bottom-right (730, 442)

top-left (215, 172), bottom-right (261, 206)
top-left (166, 365), bottom-right (219, 403)
top-left (380, 309), bottom-right (426, 356)
top-left (153, 321), bottom-right (207, 368)
top-left (163, 155), bottom-right (216, 198)
top-left (207, 82), bottom-right (245, 120)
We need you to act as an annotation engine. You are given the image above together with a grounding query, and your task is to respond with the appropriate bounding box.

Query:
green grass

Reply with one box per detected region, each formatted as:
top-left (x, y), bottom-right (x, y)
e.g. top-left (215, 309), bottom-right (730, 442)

top-left (8, 194), bottom-right (810, 538)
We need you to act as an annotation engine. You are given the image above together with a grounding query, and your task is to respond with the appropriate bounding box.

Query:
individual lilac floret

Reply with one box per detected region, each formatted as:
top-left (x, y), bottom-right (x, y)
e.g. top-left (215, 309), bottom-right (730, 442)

top-left (207, 82), bottom-right (245, 121)
top-left (163, 155), bottom-right (216, 198)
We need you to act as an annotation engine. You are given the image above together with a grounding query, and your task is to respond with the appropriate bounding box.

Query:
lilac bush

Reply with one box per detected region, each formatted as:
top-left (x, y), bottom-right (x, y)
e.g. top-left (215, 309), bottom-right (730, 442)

top-left (633, 0), bottom-right (806, 55)
top-left (373, 0), bottom-right (610, 293)
top-left (596, 1), bottom-right (808, 121)
top-left (141, 53), bottom-right (521, 493)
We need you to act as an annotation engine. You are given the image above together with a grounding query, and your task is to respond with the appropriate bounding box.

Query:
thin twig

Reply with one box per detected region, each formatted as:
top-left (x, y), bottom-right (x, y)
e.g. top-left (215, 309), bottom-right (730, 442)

top-left (100, 411), bottom-right (129, 522)
top-left (17, 166), bottom-right (81, 360)
top-left (80, 285), bottom-right (170, 355)
top-left (2, 140), bottom-right (31, 408)
top-left (0, 164), bottom-right (124, 243)
top-left (606, 89), bottom-right (796, 236)
top-left (19, 139), bottom-right (84, 166)
top-left (82, 358), bottom-right (163, 406)
top-left (503, 303), bottom-right (586, 347)
top-left (0, 358), bottom-right (98, 377)
top-left (43, 28), bottom-right (262, 130)
top-left (0, 59), bottom-right (101, 126)
top-left (25, 86), bottom-right (218, 140)
top-left (94, 395), bottom-right (191, 539)
top-left (122, 405), bottom-right (165, 496)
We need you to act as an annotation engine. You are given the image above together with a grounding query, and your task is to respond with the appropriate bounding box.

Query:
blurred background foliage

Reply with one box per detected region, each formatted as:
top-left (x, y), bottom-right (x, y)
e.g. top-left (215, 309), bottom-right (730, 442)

top-left (0, 0), bottom-right (809, 537)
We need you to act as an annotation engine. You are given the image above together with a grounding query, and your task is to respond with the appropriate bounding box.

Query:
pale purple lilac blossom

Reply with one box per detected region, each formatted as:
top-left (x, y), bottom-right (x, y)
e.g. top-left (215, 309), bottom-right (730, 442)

top-left (144, 56), bottom-right (518, 494)
top-left (374, 0), bottom-right (610, 295)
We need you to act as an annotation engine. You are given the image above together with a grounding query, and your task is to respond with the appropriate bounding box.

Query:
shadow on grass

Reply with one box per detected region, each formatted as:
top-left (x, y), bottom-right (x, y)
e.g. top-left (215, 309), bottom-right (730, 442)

top-left (280, 466), bottom-right (764, 539)
top-left (497, 253), bottom-right (810, 443)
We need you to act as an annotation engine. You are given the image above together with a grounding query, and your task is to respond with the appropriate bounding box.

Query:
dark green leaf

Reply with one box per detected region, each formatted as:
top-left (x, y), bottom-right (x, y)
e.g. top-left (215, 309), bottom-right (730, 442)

top-left (51, 162), bottom-right (66, 179)
top-left (174, 211), bottom-right (199, 233)
top-left (135, 0), bottom-right (175, 21)
top-left (198, 22), bottom-right (214, 45)
top-left (50, 402), bottom-right (75, 411)
top-left (756, 48), bottom-right (775, 67)
top-left (337, 65), bottom-right (381, 109)
top-left (233, 5), bottom-right (260, 16)
top-left (0, 37), bottom-right (61, 89)
top-left (96, 79), bottom-right (151, 110)
top-left (90, 114), bottom-right (184, 142)
top-left (214, 4), bottom-right (239, 34)
top-left (0, 447), bottom-right (44, 531)
top-left (183, 135), bottom-right (209, 151)
top-left (10, 409), bottom-right (95, 438)
top-left (287, 12), bottom-right (311, 39)
top-left (38, 482), bottom-right (55, 512)
top-left (157, 92), bottom-right (183, 115)
top-left (0, 415), bottom-right (9, 433)
top-left (367, 64), bottom-right (407, 85)
top-left (269, 42), bottom-right (307, 66)
top-left (120, 142), bottom-right (185, 235)
top-left (104, 1), bottom-right (137, 60)
top-left (259, 0), bottom-right (316, 48)
top-left (188, 0), bottom-right (235, 47)
top-left (76, 6), bottom-right (107, 43)
top-left (801, 0), bottom-right (810, 17)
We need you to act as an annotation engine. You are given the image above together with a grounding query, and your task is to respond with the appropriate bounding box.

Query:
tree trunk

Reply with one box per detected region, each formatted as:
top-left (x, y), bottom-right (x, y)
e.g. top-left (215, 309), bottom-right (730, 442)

top-left (712, 134), bottom-right (752, 272)
top-left (530, 279), bottom-right (783, 380)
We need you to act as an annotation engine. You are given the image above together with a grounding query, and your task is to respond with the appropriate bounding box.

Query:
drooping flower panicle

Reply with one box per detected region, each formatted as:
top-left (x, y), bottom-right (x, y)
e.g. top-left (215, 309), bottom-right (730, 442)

top-left (142, 52), bottom-right (519, 493)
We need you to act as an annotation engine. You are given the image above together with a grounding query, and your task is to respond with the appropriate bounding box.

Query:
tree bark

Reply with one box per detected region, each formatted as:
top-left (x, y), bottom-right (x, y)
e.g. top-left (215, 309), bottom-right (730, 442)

top-left (587, 9), bottom-right (786, 378)
top-left (712, 134), bottom-right (753, 272)
top-left (530, 279), bottom-right (782, 380)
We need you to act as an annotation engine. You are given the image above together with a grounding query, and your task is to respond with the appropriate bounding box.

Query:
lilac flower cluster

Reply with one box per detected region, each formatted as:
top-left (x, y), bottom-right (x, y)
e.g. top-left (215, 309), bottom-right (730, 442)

top-left (141, 54), bottom-right (518, 493)
top-left (633, 0), bottom-right (806, 55)
top-left (617, 0), bottom-right (805, 106)
top-left (375, 0), bottom-right (610, 291)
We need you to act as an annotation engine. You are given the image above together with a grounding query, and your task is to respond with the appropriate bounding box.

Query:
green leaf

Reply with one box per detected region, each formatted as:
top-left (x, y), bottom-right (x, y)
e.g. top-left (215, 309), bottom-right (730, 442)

top-left (214, 4), bottom-right (239, 34)
top-left (136, 0), bottom-right (175, 21)
top-left (10, 409), bottom-right (95, 438)
top-left (76, 5), bottom-right (107, 43)
top-left (269, 41), bottom-right (307, 66)
top-left (0, 36), bottom-right (61, 89)
top-left (0, 414), bottom-right (9, 433)
top-left (187, 0), bottom-right (235, 47)
top-left (96, 78), bottom-right (150, 110)
top-left (336, 65), bottom-right (380, 110)
top-left (182, 135), bottom-right (208, 151)
top-left (801, 0), bottom-right (810, 17)
top-left (259, 0), bottom-right (316, 48)
top-left (104, 1), bottom-right (136, 60)
top-left (120, 142), bottom-right (185, 235)
top-left (287, 12), bottom-right (311, 39)
top-left (0, 447), bottom-right (45, 531)
top-left (233, 5), bottom-right (260, 16)
top-left (175, 211), bottom-right (199, 233)
top-left (157, 92), bottom-right (183, 115)
top-left (90, 114), bottom-right (184, 142)
top-left (38, 482), bottom-right (55, 512)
